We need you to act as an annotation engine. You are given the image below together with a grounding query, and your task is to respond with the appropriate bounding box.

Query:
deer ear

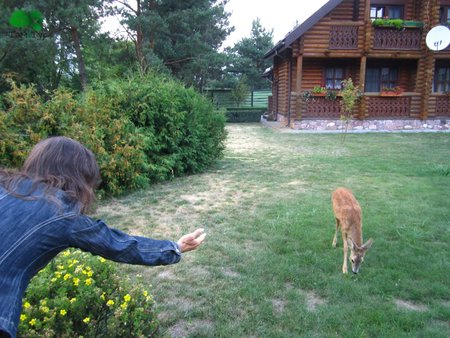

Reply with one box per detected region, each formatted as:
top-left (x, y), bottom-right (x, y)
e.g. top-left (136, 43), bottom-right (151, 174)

top-left (362, 238), bottom-right (373, 250)
top-left (347, 238), bottom-right (355, 250)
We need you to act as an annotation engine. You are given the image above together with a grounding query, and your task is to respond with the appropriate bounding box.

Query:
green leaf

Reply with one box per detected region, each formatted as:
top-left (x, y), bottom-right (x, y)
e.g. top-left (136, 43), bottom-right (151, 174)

top-left (9, 10), bottom-right (31, 28)
top-left (31, 23), bottom-right (43, 32)
top-left (29, 10), bottom-right (44, 23)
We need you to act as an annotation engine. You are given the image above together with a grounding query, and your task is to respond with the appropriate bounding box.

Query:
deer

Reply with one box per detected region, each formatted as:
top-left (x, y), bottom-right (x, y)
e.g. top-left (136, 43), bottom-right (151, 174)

top-left (332, 188), bottom-right (373, 274)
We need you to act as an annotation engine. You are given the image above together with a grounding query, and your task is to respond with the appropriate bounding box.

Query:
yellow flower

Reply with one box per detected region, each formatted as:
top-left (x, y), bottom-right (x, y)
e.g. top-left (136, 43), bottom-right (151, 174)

top-left (106, 300), bottom-right (114, 307)
top-left (99, 257), bottom-right (106, 263)
top-left (40, 306), bottom-right (49, 313)
top-left (143, 290), bottom-right (148, 297)
top-left (87, 270), bottom-right (94, 277)
top-left (40, 300), bottom-right (47, 306)
top-left (29, 318), bottom-right (37, 326)
top-left (60, 309), bottom-right (67, 316)
top-left (51, 277), bottom-right (57, 283)
top-left (57, 265), bottom-right (65, 270)
top-left (73, 278), bottom-right (80, 286)
top-left (23, 302), bottom-right (31, 309)
top-left (70, 298), bottom-right (77, 303)
top-left (63, 273), bottom-right (71, 280)
top-left (55, 271), bottom-right (62, 278)
top-left (63, 251), bottom-right (70, 257)
top-left (85, 278), bottom-right (93, 286)
top-left (82, 317), bottom-right (90, 324)
top-left (20, 314), bottom-right (27, 322)
top-left (120, 302), bottom-right (127, 310)
top-left (123, 294), bottom-right (131, 302)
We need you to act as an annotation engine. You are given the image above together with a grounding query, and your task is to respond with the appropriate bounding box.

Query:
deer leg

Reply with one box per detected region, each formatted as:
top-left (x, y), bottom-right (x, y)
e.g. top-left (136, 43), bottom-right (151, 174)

top-left (342, 233), bottom-right (348, 274)
top-left (332, 218), bottom-right (340, 247)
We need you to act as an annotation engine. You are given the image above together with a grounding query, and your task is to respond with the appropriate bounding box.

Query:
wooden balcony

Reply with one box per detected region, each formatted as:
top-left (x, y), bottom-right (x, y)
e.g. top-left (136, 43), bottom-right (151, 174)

top-left (302, 95), bottom-right (418, 119)
top-left (373, 27), bottom-right (421, 50)
top-left (367, 95), bottom-right (411, 117)
top-left (303, 96), bottom-right (342, 118)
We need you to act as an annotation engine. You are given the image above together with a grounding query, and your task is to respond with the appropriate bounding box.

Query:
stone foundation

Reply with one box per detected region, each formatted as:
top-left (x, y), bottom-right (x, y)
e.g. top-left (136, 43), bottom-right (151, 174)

top-left (276, 115), bottom-right (450, 131)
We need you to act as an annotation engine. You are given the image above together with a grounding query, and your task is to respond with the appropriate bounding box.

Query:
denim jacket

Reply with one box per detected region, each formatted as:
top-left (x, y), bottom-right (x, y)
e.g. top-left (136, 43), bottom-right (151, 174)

top-left (0, 181), bottom-right (181, 338)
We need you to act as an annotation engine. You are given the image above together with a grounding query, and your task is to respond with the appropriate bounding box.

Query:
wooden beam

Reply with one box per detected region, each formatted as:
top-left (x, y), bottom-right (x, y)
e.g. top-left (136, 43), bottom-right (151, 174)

top-left (359, 55), bottom-right (367, 118)
top-left (295, 54), bottom-right (304, 120)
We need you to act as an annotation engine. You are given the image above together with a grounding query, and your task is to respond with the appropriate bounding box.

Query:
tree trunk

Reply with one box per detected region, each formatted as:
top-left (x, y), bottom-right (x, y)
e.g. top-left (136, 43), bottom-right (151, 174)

top-left (70, 26), bottom-right (88, 91)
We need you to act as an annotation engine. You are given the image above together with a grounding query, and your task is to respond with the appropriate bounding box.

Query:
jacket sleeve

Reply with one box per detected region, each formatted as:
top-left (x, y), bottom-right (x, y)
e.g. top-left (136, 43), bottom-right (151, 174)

top-left (68, 217), bottom-right (181, 266)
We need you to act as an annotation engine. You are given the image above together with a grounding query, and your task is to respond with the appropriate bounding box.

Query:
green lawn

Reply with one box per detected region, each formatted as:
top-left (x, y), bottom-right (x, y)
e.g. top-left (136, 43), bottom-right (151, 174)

top-left (94, 124), bottom-right (450, 337)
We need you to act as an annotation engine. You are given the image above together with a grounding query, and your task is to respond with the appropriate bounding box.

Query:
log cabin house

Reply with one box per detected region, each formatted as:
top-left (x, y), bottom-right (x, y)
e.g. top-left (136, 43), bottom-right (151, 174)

top-left (263, 0), bottom-right (450, 130)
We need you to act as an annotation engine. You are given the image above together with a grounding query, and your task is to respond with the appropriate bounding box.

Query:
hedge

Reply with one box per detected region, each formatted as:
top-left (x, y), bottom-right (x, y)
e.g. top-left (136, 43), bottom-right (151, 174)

top-left (225, 107), bottom-right (265, 123)
top-left (0, 73), bottom-right (227, 196)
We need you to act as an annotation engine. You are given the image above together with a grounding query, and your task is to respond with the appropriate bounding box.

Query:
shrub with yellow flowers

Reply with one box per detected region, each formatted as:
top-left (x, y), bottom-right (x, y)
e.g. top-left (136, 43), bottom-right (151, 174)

top-left (18, 249), bottom-right (159, 337)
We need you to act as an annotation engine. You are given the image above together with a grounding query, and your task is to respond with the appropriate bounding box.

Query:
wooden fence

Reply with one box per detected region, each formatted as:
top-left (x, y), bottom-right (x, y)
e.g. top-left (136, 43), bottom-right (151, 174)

top-left (205, 89), bottom-right (271, 109)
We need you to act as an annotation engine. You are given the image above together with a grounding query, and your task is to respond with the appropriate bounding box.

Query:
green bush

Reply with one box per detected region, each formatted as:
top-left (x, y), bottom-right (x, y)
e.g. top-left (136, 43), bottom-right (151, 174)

top-left (0, 73), bottom-right (227, 196)
top-left (18, 249), bottom-right (159, 337)
top-left (225, 108), bottom-right (264, 122)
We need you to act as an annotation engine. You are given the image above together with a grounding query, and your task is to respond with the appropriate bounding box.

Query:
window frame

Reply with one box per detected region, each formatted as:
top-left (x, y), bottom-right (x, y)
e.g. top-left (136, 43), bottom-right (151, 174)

top-left (365, 66), bottom-right (399, 92)
top-left (324, 67), bottom-right (345, 90)
top-left (434, 65), bottom-right (450, 93)
top-left (439, 6), bottom-right (450, 25)
top-left (370, 5), bottom-right (404, 20)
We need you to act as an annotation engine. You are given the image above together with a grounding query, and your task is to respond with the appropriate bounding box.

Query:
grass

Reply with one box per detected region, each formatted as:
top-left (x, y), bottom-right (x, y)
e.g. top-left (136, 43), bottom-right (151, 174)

top-left (94, 124), bottom-right (450, 337)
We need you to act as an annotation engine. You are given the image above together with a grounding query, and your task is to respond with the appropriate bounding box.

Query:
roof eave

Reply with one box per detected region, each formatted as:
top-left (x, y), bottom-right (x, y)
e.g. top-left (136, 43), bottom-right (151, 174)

top-left (263, 0), bottom-right (345, 59)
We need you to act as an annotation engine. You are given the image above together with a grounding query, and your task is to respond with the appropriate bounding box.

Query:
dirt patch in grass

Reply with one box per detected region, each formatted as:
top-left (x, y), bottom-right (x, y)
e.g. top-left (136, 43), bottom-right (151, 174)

top-left (167, 319), bottom-right (214, 338)
top-left (302, 290), bottom-right (326, 312)
top-left (272, 298), bottom-right (287, 314)
top-left (395, 299), bottom-right (428, 312)
top-left (220, 267), bottom-right (240, 278)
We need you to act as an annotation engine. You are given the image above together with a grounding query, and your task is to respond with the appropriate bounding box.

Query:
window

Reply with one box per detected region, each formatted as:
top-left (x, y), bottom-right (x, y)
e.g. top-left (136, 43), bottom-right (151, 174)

top-left (325, 67), bottom-right (344, 89)
top-left (370, 5), bottom-right (404, 20)
top-left (365, 67), bottom-right (398, 92)
top-left (439, 7), bottom-right (450, 25)
top-left (434, 66), bottom-right (450, 92)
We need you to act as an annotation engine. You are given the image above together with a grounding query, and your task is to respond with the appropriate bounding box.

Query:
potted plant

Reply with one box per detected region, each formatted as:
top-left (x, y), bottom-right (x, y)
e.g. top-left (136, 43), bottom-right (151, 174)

top-left (372, 18), bottom-right (404, 29)
top-left (380, 86), bottom-right (403, 96)
top-left (311, 85), bottom-right (327, 96)
top-left (372, 18), bottom-right (424, 30)
top-left (325, 89), bottom-right (338, 101)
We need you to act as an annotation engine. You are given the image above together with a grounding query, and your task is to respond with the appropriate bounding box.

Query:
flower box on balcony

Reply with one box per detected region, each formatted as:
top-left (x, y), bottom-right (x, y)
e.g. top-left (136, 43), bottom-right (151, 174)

top-left (380, 92), bottom-right (402, 97)
top-left (380, 87), bottom-right (403, 97)
top-left (402, 21), bottom-right (424, 28)
top-left (372, 19), bottom-right (424, 30)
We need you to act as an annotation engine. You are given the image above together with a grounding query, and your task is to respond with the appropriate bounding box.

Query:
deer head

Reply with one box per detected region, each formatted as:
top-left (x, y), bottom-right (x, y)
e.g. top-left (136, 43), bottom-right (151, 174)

top-left (347, 238), bottom-right (373, 274)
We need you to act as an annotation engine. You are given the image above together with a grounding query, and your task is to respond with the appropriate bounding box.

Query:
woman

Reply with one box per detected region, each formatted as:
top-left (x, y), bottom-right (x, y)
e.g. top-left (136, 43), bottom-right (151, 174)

top-left (0, 136), bottom-right (206, 338)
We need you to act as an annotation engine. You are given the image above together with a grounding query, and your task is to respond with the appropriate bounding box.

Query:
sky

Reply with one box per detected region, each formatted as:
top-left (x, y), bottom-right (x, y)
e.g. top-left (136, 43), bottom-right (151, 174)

top-left (102, 1), bottom-right (330, 47)
top-left (223, 0), bottom-right (329, 47)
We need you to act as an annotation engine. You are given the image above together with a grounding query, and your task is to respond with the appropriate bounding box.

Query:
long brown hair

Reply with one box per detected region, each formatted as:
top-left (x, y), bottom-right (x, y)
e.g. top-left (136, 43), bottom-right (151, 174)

top-left (0, 137), bottom-right (101, 213)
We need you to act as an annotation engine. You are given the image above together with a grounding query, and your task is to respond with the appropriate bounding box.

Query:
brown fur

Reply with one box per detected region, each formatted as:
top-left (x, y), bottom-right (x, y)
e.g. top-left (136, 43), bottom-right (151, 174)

top-left (332, 188), bottom-right (373, 274)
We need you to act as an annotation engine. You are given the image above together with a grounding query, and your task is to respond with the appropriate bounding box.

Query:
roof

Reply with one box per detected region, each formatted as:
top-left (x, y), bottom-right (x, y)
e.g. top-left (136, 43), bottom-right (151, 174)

top-left (263, 0), bottom-right (345, 59)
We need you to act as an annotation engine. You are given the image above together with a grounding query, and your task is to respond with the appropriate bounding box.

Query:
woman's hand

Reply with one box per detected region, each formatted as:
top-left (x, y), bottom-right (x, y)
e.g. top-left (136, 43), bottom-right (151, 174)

top-left (177, 228), bottom-right (206, 253)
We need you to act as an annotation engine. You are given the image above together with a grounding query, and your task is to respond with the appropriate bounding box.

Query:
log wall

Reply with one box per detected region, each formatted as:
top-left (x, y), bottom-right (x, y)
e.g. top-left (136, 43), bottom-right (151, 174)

top-left (271, 0), bottom-right (450, 121)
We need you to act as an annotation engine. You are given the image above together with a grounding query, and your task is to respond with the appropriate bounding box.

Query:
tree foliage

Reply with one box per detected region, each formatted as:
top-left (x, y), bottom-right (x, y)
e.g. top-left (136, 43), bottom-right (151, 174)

top-left (226, 18), bottom-right (273, 90)
top-left (113, 0), bottom-right (233, 89)
top-left (0, 1), bottom-right (276, 93)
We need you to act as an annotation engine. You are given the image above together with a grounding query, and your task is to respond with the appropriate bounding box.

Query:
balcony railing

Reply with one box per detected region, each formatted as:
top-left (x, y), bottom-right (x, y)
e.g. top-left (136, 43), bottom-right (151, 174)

top-left (329, 25), bottom-right (358, 49)
top-left (367, 96), bottom-right (411, 117)
top-left (373, 27), bottom-right (421, 50)
top-left (435, 96), bottom-right (450, 117)
top-left (303, 97), bottom-right (342, 118)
